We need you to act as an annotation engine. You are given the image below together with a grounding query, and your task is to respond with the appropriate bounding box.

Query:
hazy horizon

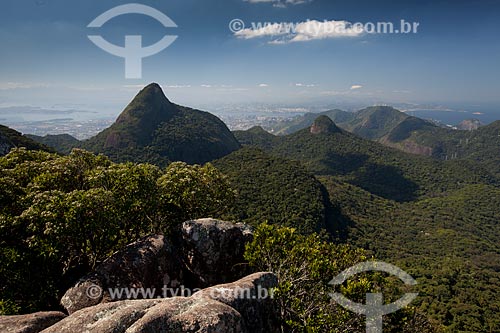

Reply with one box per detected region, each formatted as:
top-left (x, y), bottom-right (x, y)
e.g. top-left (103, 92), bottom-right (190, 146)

top-left (1, 0), bottom-right (500, 134)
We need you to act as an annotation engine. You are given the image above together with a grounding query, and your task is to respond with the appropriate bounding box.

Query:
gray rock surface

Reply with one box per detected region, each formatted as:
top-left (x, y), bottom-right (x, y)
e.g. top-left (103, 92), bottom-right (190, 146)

top-left (181, 218), bottom-right (253, 287)
top-left (193, 272), bottom-right (279, 333)
top-left (0, 138), bottom-right (13, 156)
top-left (41, 272), bottom-right (277, 333)
top-left (0, 311), bottom-right (66, 333)
top-left (61, 234), bottom-right (183, 314)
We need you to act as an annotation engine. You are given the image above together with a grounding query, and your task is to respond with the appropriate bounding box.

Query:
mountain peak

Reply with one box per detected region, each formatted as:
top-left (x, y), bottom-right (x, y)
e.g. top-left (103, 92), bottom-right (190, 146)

top-left (84, 85), bottom-right (240, 165)
top-left (112, 83), bottom-right (178, 143)
top-left (133, 83), bottom-right (170, 103)
top-left (310, 115), bottom-right (340, 134)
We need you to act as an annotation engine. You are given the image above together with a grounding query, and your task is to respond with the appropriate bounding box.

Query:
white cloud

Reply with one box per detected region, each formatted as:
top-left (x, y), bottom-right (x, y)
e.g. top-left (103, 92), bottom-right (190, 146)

top-left (235, 23), bottom-right (287, 39)
top-left (164, 85), bottom-right (191, 89)
top-left (320, 90), bottom-right (349, 96)
top-left (245, 0), bottom-right (312, 8)
top-left (201, 84), bottom-right (212, 88)
top-left (0, 82), bottom-right (51, 90)
top-left (235, 19), bottom-right (364, 44)
top-left (259, 83), bottom-right (269, 87)
top-left (291, 20), bottom-right (364, 42)
top-left (295, 83), bottom-right (317, 87)
top-left (350, 85), bottom-right (363, 90)
top-left (215, 87), bottom-right (249, 92)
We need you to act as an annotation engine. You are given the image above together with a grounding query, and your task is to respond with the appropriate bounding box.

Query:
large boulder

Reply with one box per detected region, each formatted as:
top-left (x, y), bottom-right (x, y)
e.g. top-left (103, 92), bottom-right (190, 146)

top-left (181, 219), bottom-right (253, 287)
top-left (61, 234), bottom-right (183, 314)
top-left (193, 272), bottom-right (279, 333)
top-left (40, 273), bottom-right (277, 333)
top-left (42, 298), bottom-right (243, 333)
top-left (0, 311), bottom-right (66, 333)
top-left (61, 219), bottom-right (255, 314)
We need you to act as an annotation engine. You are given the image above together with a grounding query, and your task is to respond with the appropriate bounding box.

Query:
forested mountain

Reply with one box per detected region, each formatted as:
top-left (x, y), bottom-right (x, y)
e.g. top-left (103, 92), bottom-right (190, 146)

top-left (0, 124), bottom-right (52, 156)
top-left (2, 85), bottom-right (499, 331)
top-left (237, 115), bottom-right (497, 202)
top-left (214, 147), bottom-right (328, 234)
top-left (83, 83), bottom-right (240, 165)
top-left (456, 118), bottom-right (483, 130)
top-left (232, 126), bottom-right (278, 150)
top-left (270, 109), bottom-right (353, 135)
top-left (385, 120), bottom-right (500, 177)
top-left (26, 134), bottom-right (80, 154)
top-left (232, 117), bottom-right (500, 331)
top-left (267, 106), bottom-right (500, 178)
top-left (321, 176), bottom-right (500, 331)
top-left (271, 106), bottom-right (414, 138)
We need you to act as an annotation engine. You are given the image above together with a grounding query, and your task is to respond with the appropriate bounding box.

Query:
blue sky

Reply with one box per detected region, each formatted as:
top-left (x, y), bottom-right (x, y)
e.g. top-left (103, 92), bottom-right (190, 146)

top-left (0, 0), bottom-right (499, 116)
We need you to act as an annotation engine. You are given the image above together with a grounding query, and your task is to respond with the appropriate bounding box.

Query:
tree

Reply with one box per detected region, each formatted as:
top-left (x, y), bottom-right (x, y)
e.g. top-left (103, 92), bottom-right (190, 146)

top-left (0, 148), bottom-right (235, 314)
top-left (245, 223), bottom-right (438, 332)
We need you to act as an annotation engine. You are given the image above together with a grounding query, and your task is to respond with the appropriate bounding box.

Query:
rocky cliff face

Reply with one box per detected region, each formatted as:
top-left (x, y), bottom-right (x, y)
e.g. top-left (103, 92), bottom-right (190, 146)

top-left (457, 118), bottom-right (482, 131)
top-left (310, 115), bottom-right (341, 135)
top-left (0, 219), bottom-right (278, 333)
top-left (0, 139), bottom-right (12, 156)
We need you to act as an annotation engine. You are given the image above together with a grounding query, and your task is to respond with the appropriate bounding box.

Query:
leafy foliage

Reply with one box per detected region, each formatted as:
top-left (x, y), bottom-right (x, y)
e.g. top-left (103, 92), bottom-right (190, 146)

top-left (214, 147), bottom-right (327, 234)
top-left (26, 134), bottom-right (80, 154)
top-left (267, 126), bottom-right (497, 202)
top-left (320, 176), bottom-right (500, 332)
top-left (0, 148), bottom-right (234, 314)
top-left (245, 223), bottom-right (437, 332)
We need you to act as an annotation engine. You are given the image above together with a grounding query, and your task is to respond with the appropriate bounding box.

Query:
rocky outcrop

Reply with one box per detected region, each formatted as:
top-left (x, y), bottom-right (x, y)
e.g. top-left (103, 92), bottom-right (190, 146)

top-left (61, 219), bottom-right (253, 314)
top-left (310, 115), bottom-right (341, 135)
top-left (181, 218), bottom-right (253, 287)
top-left (41, 298), bottom-right (244, 333)
top-left (382, 138), bottom-right (433, 157)
top-left (457, 118), bottom-right (482, 131)
top-left (0, 311), bottom-right (66, 333)
top-left (193, 272), bottom-right (278, 333)
top-left (61, 234), bottom-right (183, 314)
top-left (0, 136), bottom-right (13, 156)
top-left (2, 219), bottom-right (272, 333)
top-left (39, 272), bottom-right (277, 333)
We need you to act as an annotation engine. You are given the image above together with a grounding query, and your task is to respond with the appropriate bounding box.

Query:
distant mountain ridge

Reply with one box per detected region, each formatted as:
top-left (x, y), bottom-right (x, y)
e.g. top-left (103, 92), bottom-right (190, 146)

top-left (0, 124), bottom-right (52, 156)
top-left (235, 115), bottom-right (498, 202)
top-left (257, 106), bottom-right (500, 176)
top-left (270, 106), bottom-right (435, 139)
top-left (26, 134), bottom-right (80, 155)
